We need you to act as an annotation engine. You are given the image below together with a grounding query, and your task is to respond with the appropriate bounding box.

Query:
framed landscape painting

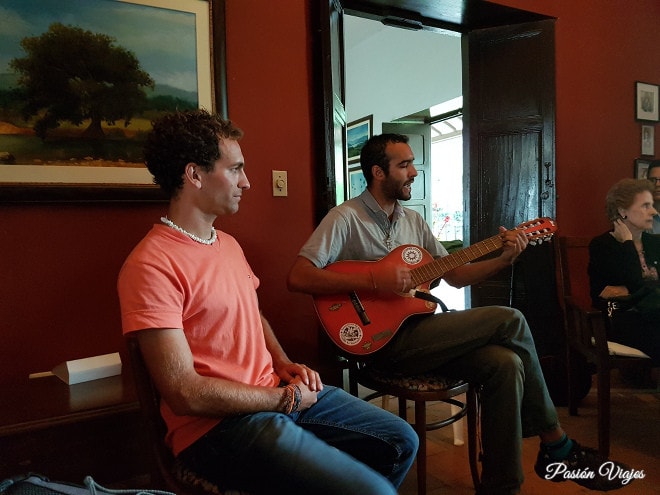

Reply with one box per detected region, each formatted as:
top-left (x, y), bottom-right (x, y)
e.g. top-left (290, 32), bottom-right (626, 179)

top-left (0, 0), bottom-right (226, 202)
top-left (347, 115), bottom-right (372, 164)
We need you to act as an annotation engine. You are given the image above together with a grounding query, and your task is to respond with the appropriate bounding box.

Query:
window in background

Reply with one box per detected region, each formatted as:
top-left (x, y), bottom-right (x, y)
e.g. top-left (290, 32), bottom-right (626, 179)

top-left (429, 97), bottom-right (466, 310)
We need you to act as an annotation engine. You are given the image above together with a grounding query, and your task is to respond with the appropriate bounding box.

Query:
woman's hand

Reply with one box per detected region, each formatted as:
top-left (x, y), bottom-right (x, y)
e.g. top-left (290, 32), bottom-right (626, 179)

top-left (611, 218), bottom-right (632, 242)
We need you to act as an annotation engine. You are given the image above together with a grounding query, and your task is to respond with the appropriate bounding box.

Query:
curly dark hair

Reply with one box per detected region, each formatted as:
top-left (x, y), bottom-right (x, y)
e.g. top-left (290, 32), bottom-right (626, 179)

top-left (144, 109), bottom-right (243, 198)
top-left (359, 133), bottom-right (409, 186)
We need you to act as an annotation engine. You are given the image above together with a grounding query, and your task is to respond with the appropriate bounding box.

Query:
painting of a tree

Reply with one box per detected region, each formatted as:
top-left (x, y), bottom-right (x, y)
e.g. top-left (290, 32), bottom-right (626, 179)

top-left (10, 23), bottom-right (154, 140)
top-left (0, 0), bottom-right (217, 200)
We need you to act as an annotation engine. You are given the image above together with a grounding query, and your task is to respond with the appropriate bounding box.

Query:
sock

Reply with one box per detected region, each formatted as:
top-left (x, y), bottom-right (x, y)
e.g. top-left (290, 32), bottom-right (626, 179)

top-left (542, 433), bottom-right (574, 460)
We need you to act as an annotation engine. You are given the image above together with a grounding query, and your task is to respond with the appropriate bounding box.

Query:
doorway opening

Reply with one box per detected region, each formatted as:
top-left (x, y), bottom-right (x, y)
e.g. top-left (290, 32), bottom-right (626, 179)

top-left (345, 16), bottom-right (466, 309)
top-left (429, 97), bottom-right (466, 310)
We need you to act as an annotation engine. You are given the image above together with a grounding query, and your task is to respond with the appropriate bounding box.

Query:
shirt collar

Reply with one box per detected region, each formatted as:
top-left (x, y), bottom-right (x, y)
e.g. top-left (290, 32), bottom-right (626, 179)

top-left (358, 189), bottom-right (406, 223)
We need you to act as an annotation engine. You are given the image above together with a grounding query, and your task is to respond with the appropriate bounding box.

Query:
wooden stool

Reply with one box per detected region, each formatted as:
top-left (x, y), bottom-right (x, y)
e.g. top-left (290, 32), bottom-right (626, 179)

top-left (348, 362), bottom-right (481, 495)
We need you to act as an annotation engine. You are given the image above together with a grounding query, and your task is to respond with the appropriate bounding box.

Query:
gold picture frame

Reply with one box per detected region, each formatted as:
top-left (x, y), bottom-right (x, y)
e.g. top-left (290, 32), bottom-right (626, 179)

top-left (0, 0), bottom-right (226, 202)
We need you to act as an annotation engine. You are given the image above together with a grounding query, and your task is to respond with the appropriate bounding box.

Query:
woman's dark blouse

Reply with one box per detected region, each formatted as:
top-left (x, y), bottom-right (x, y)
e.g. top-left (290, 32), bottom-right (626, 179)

top-left (588, 231), bottom-right (660, 310)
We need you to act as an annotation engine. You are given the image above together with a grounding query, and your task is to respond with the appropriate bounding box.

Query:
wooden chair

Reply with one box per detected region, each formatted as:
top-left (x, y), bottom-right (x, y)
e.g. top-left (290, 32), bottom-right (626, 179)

top-left (555, 236), bottom-right (652, 457)
top-left (126, 336), bottom-right (247, 495)
top-left (346, 359), bottom-right (481, 495)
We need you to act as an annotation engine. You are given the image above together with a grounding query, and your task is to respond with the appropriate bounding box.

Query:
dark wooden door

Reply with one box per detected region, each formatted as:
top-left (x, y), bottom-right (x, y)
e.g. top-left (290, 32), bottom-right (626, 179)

top-left (464, 20), bottom-right (561, 358)
top-left (464, 20), bottom-right (556, 246)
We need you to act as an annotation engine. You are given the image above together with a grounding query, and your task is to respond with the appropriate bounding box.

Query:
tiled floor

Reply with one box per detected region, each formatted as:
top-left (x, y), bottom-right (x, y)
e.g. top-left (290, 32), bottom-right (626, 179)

top-left (375, 370), bottom-right (660, 495)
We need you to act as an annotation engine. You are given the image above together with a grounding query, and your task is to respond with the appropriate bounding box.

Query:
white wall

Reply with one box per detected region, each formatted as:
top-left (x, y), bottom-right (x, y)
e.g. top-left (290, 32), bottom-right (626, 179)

top-left (345, 16), bottom-right (462, 131)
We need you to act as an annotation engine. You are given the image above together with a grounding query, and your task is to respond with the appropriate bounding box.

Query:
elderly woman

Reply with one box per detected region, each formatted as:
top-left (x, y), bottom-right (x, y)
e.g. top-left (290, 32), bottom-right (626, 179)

top-left (588, 178), bottom-right (660, 368)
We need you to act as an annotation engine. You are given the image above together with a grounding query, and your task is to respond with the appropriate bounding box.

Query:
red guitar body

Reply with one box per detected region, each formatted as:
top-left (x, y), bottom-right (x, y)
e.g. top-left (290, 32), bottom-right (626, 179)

top-left (312, 217), bottom-right (557, 355)
top-left (314, 245), bottom-right (438, 355)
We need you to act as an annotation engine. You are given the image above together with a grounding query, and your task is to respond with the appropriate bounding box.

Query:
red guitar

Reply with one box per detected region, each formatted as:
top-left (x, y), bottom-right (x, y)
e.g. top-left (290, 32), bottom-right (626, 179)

top-left (313, 217), bottom-right (557, 355)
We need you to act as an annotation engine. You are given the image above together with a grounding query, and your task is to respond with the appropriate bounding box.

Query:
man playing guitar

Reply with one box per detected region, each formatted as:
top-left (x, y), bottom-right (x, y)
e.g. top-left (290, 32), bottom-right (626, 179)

top-left (287, 133), bottom-right (629, 494)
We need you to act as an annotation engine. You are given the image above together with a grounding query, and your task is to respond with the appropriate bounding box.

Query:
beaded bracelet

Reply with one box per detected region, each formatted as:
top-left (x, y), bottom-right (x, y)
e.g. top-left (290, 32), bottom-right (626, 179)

top-left (280, 383), bottom-right (303, 414)
top-left (280, 385), bottom-right (294, 414)
top-left (290, 384), bottom-right (302, 413)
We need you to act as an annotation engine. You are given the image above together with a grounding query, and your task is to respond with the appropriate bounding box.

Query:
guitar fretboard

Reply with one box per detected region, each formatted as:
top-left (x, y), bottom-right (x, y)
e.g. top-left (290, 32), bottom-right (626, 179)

top-left (410, 234), bottom-right (503, 286)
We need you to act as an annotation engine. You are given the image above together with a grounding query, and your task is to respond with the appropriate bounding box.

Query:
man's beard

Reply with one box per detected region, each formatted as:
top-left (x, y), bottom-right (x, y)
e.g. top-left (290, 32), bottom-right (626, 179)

top-left (385, 180), bottom-right (413, 201)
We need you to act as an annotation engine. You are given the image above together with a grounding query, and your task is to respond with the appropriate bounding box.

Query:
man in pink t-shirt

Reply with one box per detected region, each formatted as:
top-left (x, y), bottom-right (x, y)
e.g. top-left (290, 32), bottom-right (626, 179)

top-left (117, 110), bottom-right (417, 495)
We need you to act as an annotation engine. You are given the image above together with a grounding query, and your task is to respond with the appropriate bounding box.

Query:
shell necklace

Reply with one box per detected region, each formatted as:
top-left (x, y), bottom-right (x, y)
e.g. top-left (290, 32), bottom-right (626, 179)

top-left (160, 216), bottom-right (217, 245)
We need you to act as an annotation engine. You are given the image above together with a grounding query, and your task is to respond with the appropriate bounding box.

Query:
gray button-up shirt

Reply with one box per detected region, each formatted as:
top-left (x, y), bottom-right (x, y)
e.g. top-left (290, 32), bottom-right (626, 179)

top-left (299, 189), bottom-right (447, 267)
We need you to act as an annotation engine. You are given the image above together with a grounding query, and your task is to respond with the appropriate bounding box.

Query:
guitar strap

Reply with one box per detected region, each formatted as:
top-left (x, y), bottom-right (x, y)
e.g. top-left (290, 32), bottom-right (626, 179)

top-left (411, 289), bottom-right (453, 313)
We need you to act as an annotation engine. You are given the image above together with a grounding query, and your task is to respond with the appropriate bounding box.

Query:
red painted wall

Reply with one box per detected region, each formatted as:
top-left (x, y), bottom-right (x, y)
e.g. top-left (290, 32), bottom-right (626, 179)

top-left (220, 0), bottom-right (321, 365)
top-left (1, 203), bottom-right (164, 385)
top-left (493, 0), bottom-right (660, 237)
top-left (2, 0), bottom-right (659, 387)
top-left (0, 2), bottom-right (319, 387)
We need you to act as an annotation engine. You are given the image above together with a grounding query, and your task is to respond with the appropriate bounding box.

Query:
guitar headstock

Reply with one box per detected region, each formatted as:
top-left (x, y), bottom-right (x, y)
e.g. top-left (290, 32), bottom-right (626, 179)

top-left (516, 217), bottom-right (557, 245)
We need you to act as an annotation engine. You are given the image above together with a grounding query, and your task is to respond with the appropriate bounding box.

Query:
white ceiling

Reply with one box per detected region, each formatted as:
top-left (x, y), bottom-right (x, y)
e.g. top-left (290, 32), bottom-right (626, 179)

top-left (344, 15), bottom-right (462, 129)
top-left (344, 16), bottom-right (388, 49)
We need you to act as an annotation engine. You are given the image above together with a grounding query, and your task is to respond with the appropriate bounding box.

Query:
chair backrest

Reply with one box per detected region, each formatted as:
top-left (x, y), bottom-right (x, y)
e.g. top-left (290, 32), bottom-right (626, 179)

top-left (126, 336), bottom-right (184, 492)
top-left (556, 236), bottom-right (593, 308)
top-left (555, 236), bottom-right (613, 360)
top-left (126, 336), bottom-right (250, 495)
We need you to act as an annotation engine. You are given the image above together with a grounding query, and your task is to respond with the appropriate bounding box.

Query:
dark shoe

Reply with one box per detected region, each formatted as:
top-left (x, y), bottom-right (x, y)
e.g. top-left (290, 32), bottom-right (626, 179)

top-left (535, 441), bottom-right (637, 491)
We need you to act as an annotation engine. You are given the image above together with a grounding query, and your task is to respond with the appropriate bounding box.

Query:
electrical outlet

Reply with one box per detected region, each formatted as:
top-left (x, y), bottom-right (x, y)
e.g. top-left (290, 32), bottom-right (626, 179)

top-left (272, 170), bottom-right (288, 197)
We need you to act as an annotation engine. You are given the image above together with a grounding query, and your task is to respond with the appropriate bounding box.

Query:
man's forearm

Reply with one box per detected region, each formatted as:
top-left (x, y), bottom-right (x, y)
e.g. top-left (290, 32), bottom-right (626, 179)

top-left (443, 256), bottom-right (511, 288)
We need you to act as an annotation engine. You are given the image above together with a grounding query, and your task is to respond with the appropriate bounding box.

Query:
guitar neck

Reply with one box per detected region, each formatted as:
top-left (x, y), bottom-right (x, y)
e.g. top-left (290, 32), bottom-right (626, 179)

top-left (410, 234), bottom-right (503, 286)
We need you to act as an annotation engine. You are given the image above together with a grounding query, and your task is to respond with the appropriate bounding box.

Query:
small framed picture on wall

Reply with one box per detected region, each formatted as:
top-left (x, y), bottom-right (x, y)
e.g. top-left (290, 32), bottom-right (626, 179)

top-left (641, 125), bottom-right (655, 156)
top-left (635, 158), bottom-right (651, 179)
top-left (635, 81), bottom-right (659, 122)
top-left (348, 167), bottom-right (367, 198)
top-left (347, 115), bottom-right (373, 164)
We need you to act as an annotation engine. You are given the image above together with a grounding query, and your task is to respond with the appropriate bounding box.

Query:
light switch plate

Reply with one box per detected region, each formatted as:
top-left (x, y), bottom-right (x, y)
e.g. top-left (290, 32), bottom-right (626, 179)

top-left (272, 170), bottom-right (288, 197)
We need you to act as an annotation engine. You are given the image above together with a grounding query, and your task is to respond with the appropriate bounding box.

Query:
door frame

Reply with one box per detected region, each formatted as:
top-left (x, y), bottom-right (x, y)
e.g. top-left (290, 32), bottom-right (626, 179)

top-left (312, 0), bottom-right (554, 221)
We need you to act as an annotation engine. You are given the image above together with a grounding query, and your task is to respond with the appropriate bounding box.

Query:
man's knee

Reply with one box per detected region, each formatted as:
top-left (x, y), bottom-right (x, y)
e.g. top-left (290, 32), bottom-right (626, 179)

top-left (491, 305), bottom-right (528, 327)
top-left (480, 346), bottom-right (525, 384)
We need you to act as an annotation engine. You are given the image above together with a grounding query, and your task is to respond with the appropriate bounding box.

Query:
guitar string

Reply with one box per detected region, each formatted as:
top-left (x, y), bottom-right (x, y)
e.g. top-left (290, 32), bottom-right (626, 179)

top-left (409, 222), bottom-right (553, 287)
top-left (410, 235), bottom-right (504, 286)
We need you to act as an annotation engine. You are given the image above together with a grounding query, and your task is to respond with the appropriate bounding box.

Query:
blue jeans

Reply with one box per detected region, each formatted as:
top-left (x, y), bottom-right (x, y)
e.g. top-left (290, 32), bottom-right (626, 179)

top-left (177, 386), bottom-right (418, 495)
top-left (373, 306), bottom-right (560, 495)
